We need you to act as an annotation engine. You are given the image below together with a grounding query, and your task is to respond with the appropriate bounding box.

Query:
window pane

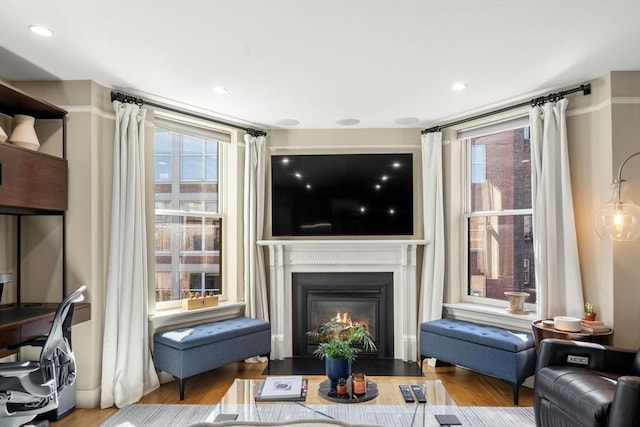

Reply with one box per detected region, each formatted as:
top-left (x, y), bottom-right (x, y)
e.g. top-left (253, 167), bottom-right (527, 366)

top-left (181, 156), bottom-right (203, 180)
top-left (181, 201), bottom-right (204, 211)
top-left (181, 135), bottom-right (204, 154)
top-left (154, 213), bottom-right (222, 301)
top-left (155, 272), bottom-right (173, 301)
top-left (471, 145), bottom-right (486, 183)
top-left (470, 127), bottom-right (531, 212)
top-left (467, 214), bottom-right (536, 303)
top-left (205, 156), bottom-right (218, 181)
top-left (155, 155), bottom-right (171, 180)
top-left (154, 130), bottom-right (172, 153)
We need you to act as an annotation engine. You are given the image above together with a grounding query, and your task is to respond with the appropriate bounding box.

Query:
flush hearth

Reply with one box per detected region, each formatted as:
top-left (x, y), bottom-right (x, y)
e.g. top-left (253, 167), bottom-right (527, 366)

top-left (292, 272), bottom-right (393, 358)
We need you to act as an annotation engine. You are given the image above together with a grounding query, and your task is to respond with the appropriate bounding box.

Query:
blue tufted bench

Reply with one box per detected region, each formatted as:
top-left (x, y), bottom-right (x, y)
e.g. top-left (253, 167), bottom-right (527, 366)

top-left (153, 316), bottom-right (271, 399)
top-left (419, 318), bottom-right (536, 405)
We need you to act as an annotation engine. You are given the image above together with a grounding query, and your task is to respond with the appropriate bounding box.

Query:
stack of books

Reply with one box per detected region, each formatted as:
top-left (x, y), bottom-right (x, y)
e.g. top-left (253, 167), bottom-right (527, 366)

top-left (255, 375), bottom-right (308, 402)
top-left (581, 320), bottom-right (611, 334)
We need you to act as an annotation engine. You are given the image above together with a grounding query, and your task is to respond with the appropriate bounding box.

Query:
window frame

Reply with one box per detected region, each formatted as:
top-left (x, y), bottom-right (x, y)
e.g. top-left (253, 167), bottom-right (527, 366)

top-left (152, 114), bottom-right (232, 311)
top-left (459, 118), bottom-right (536, 312)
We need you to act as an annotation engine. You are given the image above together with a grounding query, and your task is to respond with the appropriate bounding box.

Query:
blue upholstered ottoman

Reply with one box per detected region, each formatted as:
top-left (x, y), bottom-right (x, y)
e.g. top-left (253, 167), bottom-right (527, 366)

top-left (419, 318), bottom-right (536, 405)
top-left (153, 316), bottom-right (271, 399)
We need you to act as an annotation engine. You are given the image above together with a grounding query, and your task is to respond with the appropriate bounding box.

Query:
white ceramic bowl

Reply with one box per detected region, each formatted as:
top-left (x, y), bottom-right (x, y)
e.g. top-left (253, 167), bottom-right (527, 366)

top-left (553, 316), bottom-right (582, 332)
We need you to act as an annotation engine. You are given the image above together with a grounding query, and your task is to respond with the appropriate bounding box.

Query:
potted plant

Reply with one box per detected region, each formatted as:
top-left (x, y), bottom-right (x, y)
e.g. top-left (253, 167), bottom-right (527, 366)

top-left (584, 302), bottom-right (597, 321)
top-left (306, 319), bottom-right (376, 390)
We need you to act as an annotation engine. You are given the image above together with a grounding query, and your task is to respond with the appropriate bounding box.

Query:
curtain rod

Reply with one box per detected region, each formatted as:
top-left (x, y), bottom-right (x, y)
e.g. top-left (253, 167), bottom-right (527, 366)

top-left (421, 83), bottom-right (591, 134)
top-left (110, 91), bottom-right (267, 137)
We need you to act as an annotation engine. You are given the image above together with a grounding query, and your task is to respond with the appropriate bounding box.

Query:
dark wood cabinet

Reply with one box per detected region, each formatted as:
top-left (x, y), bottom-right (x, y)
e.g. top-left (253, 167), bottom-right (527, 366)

top-left (0, 142), bottom-right (68, 212)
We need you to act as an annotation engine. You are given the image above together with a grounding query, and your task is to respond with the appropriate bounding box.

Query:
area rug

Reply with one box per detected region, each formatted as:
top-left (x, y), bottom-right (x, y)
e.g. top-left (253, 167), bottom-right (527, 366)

top-left (263, 358), bottom-right (423, 376)
top-left (102, 403), bottom-right (535, 426)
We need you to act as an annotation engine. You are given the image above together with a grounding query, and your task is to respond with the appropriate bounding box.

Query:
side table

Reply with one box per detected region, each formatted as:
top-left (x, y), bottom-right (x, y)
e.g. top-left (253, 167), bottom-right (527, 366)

top-left (531, 319), bottom-right (613, 349)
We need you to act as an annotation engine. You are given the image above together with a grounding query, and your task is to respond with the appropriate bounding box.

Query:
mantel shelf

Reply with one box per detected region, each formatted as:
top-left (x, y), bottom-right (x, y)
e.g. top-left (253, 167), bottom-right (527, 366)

top-left (258, 239), bottom-right (429, 246)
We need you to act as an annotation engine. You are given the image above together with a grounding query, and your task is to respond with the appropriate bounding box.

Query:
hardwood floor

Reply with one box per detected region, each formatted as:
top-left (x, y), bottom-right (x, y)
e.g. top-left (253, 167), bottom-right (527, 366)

top-left (50, 361), bottom-right (533, 426)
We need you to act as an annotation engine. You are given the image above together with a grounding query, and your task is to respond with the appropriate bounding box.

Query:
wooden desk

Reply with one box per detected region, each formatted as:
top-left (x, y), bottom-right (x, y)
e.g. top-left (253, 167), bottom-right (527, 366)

top-left (0, 302), bottom-right (91, 358)
top-left (531, 319), bottom-right (613, 350)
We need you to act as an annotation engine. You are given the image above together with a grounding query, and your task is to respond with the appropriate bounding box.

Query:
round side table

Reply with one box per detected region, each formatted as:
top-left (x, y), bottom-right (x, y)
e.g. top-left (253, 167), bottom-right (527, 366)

top-left (531, 319), bottom-right (613, 350)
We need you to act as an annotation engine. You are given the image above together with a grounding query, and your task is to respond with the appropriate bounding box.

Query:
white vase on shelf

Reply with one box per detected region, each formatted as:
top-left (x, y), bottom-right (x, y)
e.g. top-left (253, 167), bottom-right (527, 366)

top-left (8, 114), bottom-right (40, 151)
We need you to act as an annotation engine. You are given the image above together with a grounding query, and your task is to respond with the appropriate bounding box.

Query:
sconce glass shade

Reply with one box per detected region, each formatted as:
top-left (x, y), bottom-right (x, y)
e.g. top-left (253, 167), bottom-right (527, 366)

top-left (595, 181), bottom-right (640, 241)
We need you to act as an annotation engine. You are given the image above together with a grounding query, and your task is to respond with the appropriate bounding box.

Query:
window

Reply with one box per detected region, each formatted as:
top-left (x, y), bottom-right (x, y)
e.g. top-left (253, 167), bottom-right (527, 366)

top-left (462, 120), bottom-right (535, 306)
top-left (470, 145), bottom-right (486, 183)
top-left (153, 122), bottom-right (228, 307)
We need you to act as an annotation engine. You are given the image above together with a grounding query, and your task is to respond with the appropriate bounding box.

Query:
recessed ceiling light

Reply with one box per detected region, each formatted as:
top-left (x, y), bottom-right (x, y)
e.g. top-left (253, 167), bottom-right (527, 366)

top-left (28, 25), bottom-right (53, 37)
top-left (451, 82), bottom-right (467, 91)
top-left (275, 118), bottom-right (300, 127)
top-left (212, 87), bottom-right (227, 94)
top-left (395, 117), bottom-right (420, 125)
top-left (336, 118), bottom-right (360, 126)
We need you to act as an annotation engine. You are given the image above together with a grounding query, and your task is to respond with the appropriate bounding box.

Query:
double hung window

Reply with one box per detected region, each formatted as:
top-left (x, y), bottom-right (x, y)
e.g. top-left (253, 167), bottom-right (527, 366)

top-left (153, 119), bottom-right (229, 308)
top-left (461, 118), bottom-right (535, 307)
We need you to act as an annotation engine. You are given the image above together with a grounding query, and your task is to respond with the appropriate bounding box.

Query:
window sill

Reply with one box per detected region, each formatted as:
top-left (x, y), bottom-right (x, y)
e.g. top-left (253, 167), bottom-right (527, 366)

top-left (149, 301), bottom-right (245, 331)
top-left (442, 302), bottom-right (537, 333)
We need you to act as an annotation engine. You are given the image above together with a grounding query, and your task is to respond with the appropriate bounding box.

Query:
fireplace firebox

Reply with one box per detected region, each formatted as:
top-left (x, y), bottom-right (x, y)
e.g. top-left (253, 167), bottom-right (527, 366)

top-left (292, 272), bottom-right (394, 358)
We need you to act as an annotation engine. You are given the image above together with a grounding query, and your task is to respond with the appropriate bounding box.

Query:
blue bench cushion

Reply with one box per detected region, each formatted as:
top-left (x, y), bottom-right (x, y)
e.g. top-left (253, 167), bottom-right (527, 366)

top-left (154, 317), bottom-right (270, 350)
top-left (420, 318), bottom-right (534, 352)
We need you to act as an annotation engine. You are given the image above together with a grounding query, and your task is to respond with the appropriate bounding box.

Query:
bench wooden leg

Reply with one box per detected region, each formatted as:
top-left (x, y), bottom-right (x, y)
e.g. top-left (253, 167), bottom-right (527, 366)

top-left (512, 382), bottom-right (520, 405)
top-left (178, 377), bottom-right (186, 401)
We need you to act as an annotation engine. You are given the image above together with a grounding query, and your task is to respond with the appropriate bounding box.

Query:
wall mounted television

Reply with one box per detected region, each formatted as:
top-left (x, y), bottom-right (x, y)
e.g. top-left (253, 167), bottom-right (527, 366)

top-left (271, 153), bottom-right (413, 236)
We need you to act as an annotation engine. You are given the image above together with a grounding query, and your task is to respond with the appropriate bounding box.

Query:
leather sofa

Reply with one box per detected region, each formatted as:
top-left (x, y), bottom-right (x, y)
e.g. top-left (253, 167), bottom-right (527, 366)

top-left (534, 338), bottom-right (640, 426)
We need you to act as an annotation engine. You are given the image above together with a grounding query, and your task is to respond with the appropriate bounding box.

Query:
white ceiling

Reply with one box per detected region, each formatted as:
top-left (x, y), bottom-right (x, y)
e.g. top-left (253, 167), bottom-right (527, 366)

top-left (0, 0), bottom-right (639, 130)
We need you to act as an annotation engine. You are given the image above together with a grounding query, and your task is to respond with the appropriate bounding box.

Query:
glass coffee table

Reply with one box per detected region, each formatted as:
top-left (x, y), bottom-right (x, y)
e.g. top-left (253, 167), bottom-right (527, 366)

top-left (213, 377), bottom-right (457, 426)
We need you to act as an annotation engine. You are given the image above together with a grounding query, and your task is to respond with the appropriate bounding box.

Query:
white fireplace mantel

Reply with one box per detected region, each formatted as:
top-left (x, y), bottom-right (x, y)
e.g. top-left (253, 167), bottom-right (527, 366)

top-left (258, 240), bottom-right (428, 361)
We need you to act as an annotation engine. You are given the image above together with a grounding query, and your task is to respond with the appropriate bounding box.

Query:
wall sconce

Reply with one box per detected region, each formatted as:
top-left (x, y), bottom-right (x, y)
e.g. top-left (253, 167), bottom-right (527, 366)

top-left (595, 152), bottom-right (640, 241)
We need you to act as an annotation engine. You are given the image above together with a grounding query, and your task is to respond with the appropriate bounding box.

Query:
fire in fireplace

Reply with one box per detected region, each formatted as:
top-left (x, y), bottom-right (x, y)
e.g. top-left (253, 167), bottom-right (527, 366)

top-left (292, 272), bottom-right (394, 358)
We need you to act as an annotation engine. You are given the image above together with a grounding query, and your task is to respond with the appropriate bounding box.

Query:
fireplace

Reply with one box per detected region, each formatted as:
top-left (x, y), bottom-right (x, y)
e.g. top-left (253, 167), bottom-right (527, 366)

top-left (258, 239), bottom-right (427, 361)
top-left (292, 272), bottom-right (394, 358)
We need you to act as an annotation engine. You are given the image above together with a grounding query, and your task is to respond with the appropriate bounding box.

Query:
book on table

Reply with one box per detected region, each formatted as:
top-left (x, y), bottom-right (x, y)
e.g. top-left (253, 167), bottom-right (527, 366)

top-left (581, 320), bottom-right (611, 333)
top-left (256, 376), bottom-right (307, 401)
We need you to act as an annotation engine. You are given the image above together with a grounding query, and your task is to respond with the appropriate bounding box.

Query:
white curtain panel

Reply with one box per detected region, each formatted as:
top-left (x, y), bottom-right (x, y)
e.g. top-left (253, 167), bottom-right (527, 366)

top-left (101, 101), bottom-right (159, 408)
top-left (419, 132), bottom-right (445, 322)
top-left (243, 134), bottom-right (269, 322)
top-left (530, 99), bottom-right (584, 319)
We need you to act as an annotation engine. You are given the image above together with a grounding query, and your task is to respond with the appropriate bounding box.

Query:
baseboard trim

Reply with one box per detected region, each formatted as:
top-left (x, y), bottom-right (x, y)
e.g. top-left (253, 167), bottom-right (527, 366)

top-left (76, 386), bottom-right (101, 408)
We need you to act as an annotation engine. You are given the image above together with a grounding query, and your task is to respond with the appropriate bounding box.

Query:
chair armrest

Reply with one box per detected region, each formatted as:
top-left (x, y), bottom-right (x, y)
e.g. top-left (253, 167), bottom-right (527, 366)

top-left (608, 376), bottom-right (640, 426)
top-left (537, 339), bottom-right (637, 373)
top-left (0, 361), bottom-right (40, 378)
top-left (6, 335), bottom-right (48, 350)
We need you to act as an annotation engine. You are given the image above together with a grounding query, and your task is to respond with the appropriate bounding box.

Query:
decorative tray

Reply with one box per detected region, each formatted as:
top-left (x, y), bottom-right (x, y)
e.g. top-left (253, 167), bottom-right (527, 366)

top-left (317, 379), bottom-right (378, 404)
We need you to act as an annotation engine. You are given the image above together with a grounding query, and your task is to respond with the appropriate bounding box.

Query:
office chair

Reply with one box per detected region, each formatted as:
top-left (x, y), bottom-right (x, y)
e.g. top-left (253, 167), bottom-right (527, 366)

top-left (0, 285), bottom-right (86, 427)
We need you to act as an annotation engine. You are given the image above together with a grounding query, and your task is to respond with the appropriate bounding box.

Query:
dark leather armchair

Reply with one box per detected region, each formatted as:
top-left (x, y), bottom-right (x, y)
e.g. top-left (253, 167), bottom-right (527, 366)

top-left (0, 285), bottom-right (86, 427)
top-left (534, 338), bottom-right (640, 427)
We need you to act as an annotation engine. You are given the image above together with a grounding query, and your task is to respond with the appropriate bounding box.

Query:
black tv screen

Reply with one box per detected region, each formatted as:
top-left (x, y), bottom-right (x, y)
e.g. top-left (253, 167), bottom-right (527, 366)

top-left (271, 153), bottom-right (413, 236)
